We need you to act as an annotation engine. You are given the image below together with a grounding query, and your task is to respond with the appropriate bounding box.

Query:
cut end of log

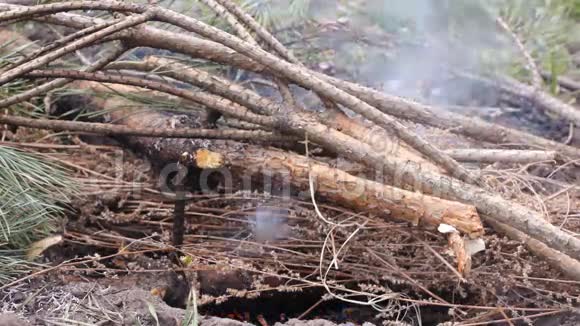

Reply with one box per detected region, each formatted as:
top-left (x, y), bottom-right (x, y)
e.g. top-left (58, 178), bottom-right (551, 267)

top-left (195, 148), bottom-right (225, 169)
top-left (441, 207), bottom-right (485, 238)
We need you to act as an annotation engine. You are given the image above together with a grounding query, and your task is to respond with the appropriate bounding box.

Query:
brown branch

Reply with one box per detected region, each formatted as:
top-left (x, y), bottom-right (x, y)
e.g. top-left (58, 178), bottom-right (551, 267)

top-left (0, 1), bottom-right (142, 22)
top-left (486, 218), bottom-right (580, 281)
top-left (461, 72), bottom-right (580, 130)
top-left (0, 114), bottom-right (294, 142)
top-left (541, 71), bottom-right (580, 92)
top-left (23, 69), bottom-right (275, 127)
top-left (4, 16), bottom-right (122, 71)
top-left (0, 11), bottom-right (153, 86)
top-left (172, 152), bottom-right (189, 247)
top-left (152, 6), bottom-right (481, 185)
top-left (0, 43), bottom-right (128, 109)
top-left (445, 149), bottom-right (559, 164)
top-left (496, 16), bottom-right (542, 89)
top-left (198, 0), bottom-right (255, 45)
top-left (2, 3), bottom-right (578, 159)
top-left (320, 75), bottom-right (580, 159)
top-left (214, 0), bottom-right (299, 63)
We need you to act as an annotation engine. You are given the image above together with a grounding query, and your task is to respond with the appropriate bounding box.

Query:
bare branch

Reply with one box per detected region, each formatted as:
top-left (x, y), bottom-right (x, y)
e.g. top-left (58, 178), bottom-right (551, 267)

top-left (0, 44), bottom-right (129, 109)
top-left (496, 16), bottom-right (543, 89)
top-left (0, 12), bottom-right (153, 86)
top-left (0, 1), bottom-right (143, 22)
top-left (0, 114), bottom-right (293, 142)
top-left (446, 149), bottom-right (559, 164)
top-left (4, 16), bottom-right (123, 71)
top-left (214, 0), bottom-right (299, 63)
top-left (23, 69), bottom-right (274, 127)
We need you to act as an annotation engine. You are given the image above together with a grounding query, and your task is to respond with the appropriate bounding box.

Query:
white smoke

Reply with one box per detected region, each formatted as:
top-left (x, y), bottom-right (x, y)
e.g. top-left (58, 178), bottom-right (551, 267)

top-left (252, 206), bottom-right (289, 243)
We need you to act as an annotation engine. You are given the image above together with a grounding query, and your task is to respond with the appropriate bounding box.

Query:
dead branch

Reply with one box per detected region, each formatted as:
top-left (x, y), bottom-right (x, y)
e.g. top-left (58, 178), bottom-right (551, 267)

top-left (213, 0), bottom-right (299, 63)
top-left (0, 114), bottom-right (294, 142)
top-left (198, 0), bottom-right (256, 45)
top-left (172, 153), bottom-right (189, 247)
top-left (445, 149), bottom-right (558, 164)
top-left (9, 4), bottom-right (577, 159)
top-left (107, 57), bottom-right (439, 171)
top-left (0, 12), bottom-right (152, 86)
top-left (319, 107), bottom-right (442, 172)
top-left (486, 218), bottom-right (580, 281)
top-left (0, 1), bottom-right (142, 22)
top-left (0, 43), bottom-right (129, 109)
top-left (541, 71), bottom-right (580, 92)
top-left (447, 232), bottom-right (471, 277)
top-left (461, 72), bottom-right (580, 129)
top-left (4, 17), bottom-right (121, 71)
top-left (24, 69), bottom-right (274, 127)
top-left (496, 16), bottom-right (542, 89)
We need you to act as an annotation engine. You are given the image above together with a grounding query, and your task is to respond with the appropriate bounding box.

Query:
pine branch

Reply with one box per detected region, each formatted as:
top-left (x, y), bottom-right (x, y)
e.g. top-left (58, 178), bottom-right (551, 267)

top-left (0, 114), bottom-right (295, 142)
top-left (22, 69), bottom-right (275, 127)
top-left (0, 12), bottom-right (153, 86)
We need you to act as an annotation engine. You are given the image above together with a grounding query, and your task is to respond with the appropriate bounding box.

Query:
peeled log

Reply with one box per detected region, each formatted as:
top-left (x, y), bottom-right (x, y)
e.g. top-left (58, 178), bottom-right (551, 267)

top-left (225, 146), bottom-right (483, 237)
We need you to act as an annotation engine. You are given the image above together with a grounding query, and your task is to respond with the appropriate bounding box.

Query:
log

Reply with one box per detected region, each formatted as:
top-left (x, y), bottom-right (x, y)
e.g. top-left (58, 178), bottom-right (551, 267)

top-left (542, 71), bottom-right (580, 92)
top-left (318, 108), bottom-right (442, 173)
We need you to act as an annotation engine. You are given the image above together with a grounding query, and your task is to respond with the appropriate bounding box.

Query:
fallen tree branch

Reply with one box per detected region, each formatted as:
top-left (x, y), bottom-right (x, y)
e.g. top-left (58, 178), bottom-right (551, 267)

top-left (445, 149), bottom-right (559, 164)
top-left (10, 4), bottom-right (579, 159)
top-left (23, 69), bottom-right (274, 127)
top-left (0, 11), bottom-right (152, 86)
top-left (4, 16), bottom-right (122, 71)
top-left (459, 72), bottom-right (580, 129)
top-left (213, 0), bottom-right (299, 64)
top-left (486, 218), bottom-right (580, 281)
top-left (106, 57), bottom-right (440, 171)
top-left (0, 42), bottom-right (129, 109)
top-left (496, 16), bottom-right (542, 89)
top-left (541, 71), bottom-right (580, 92)
top-left (0, 114), bottom-right (294, 142)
